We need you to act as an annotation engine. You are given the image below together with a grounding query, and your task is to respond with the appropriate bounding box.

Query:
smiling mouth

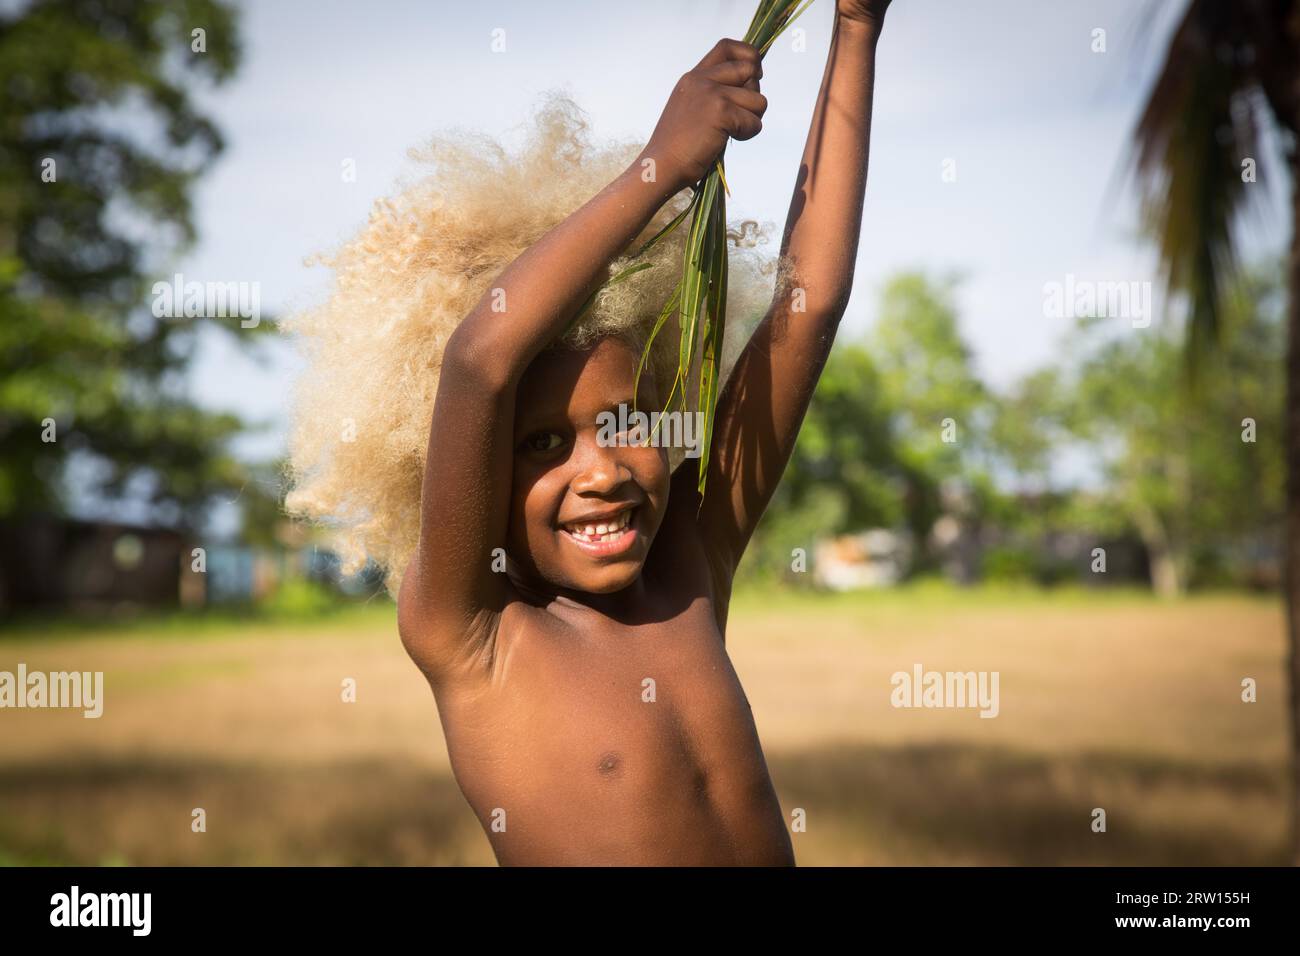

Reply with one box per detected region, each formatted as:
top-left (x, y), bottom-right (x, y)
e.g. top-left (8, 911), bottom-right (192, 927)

top-left (559, 506), bottom-right (638, 556)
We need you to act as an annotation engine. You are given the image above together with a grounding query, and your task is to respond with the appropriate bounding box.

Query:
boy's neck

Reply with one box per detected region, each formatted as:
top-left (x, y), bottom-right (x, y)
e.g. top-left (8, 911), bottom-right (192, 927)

top-left (506, 563), bottom-right (651, 623)
top-left (554, 579), bottom-right (651, 621)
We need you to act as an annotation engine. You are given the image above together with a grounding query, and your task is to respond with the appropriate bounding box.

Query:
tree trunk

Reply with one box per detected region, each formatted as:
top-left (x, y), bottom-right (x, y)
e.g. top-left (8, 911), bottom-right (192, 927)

top-left (1130, 498), bottom-right (1184, 597)
top-left (1149, 547), bottom-right (1184, 598)
top-left (1286, 147), bottom-right (1300, 866)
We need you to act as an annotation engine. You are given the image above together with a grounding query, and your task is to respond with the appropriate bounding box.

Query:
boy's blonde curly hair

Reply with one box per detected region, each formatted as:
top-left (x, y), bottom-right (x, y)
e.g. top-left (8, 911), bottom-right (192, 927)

top-left (283, 91), bottom-right (782, 594)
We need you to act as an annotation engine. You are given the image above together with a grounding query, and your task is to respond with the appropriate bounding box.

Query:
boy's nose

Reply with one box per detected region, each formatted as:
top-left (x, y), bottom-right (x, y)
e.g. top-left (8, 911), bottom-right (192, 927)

top-left (570, 442), bottom-right (631, 495)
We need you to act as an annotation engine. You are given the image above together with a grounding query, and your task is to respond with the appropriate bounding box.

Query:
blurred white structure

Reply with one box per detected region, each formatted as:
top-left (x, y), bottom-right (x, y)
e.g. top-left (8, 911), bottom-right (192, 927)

top-left (814, 529), bottom-right (912, 590)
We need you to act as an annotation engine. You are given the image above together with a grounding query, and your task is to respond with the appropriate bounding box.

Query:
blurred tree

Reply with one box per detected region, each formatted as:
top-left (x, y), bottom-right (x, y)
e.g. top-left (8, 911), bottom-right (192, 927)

top-left (743, 273), bottom-right (997, 583)
top-left (0, 0), bottom-right (249, 529)
top-left (1066, 320), bottom-right (1193, 596)
top-left (1131, 0), bottom-right (1298, 860)
top-left (988, 369), bottom-right (1066, 494)
top-left (871, 273), bottom-right (989, 464)
top-left (870, 273), bottom-right (995, 575)
top-left (983, 368), bottom-right (1076, 578)
top-left (740, 339), bottom-right (905, 582)
top-left (237, 458), bottom-right (292, 551)
top-left (1060, 268), bottom-right (1285, 597)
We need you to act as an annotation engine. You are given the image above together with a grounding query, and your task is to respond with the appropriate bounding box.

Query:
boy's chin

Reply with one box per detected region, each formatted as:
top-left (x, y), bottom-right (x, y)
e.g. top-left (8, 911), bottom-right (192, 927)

top-left (566, 563), bottom-right (643, 594)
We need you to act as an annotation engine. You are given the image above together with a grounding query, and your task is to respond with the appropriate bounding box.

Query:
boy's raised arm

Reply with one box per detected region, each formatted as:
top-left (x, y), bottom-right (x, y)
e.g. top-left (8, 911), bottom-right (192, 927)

top-left (689, 2), bottom-right (891, 575)
top-left (399, 40), bottom-right (769, 679)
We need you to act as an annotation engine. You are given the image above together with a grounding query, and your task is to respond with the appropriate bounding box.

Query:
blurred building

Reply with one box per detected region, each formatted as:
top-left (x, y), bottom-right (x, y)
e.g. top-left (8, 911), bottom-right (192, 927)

top-left (0, 515), bottom-right (190, 614)
top-left (814, 529), bottom-right (913, 590)
top-left (0, 515), bottom-right (377, 616)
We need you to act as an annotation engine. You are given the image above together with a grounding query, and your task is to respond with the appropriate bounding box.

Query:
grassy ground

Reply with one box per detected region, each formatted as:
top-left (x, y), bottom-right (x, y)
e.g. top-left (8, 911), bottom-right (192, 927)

top-left (0, 585), bottom-right (1287, 866)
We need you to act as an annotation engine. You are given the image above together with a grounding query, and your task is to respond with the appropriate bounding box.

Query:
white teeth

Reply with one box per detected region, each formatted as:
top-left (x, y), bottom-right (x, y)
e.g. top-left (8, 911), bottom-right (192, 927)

top-left (564, 509), bottom-right (634, 541)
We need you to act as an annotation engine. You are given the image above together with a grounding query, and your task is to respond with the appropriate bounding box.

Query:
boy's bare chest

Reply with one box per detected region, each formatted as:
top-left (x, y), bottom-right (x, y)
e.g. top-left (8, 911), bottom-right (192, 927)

top-left (434, 594), bottom-right (790, 863)
top-left (464, 594), bottom-right (755, 764)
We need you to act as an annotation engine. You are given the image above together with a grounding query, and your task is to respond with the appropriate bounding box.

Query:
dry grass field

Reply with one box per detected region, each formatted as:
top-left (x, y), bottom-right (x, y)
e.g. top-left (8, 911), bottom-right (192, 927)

top-left (0, 586), bottom-right (1288, 866)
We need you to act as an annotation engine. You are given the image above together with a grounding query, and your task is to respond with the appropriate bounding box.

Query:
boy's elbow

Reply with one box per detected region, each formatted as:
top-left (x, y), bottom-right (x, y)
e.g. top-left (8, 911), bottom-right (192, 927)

top-left (812, 301), bottom-right (848, 327)
top-left (814, 283), bottom-right (852, 325)
top-left (772, 298), bottom-right (847, 332)
top-left (773, 271), bottom-right (851, 326)
top-left (443, 318), bottom-right (517, 393)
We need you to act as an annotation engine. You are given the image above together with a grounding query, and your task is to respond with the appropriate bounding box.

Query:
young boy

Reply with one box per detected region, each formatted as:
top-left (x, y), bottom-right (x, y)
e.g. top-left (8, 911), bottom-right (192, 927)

top-left (304, 0), bottom-right (889, 866)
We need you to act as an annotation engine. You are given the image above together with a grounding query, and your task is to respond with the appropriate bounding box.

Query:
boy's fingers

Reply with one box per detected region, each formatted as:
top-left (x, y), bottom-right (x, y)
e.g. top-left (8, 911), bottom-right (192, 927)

top-left (720, 104), bottom-right (763, 141)
top-left (701, 59), bottom-right (762, 91)
top-left (719, 85), bottom-right (768, 118)
top-left (694, 37), bottom-right (762, 73)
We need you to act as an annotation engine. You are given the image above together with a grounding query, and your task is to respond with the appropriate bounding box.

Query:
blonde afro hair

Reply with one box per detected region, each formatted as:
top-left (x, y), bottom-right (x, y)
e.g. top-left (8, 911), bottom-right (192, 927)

top-left (283, 91), bottom-right (782, 594)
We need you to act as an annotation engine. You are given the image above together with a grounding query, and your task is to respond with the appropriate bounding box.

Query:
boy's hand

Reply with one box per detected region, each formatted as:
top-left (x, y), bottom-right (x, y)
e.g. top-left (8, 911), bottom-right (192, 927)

top-left (836, 0), bottom-right (892, 26)
top-left (644, 38), bottom-right (767, 192)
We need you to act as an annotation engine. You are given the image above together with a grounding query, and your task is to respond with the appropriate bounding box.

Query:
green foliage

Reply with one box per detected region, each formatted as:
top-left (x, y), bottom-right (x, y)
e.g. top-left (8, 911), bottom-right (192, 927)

top-left (738, 339), bottom-right (897, 582)
top-left (869, 273), bottom-right (994, 549)
top-left (742, 272), bottom-right (994, 582)
top-left (744, 266), bottom-right (1285, 593)
top-left (868, 273), bottom-right (996, 560)
top-left (1058, 266), bottom-right (1286, 592)
top-left (236, 458), bottom-right (293, 550)
top-left (0, 0), bottom-right (247, 526)
top-left (872, 273), bottom-right (988, 452)
top-left (980, 544), bottom-right (1039, 584)
top-left (1130, 0), bottom-right (1297, 373)
top-left (988, 368), bottom-right (1066, 489)
top-left (257, 577), bottom-right (339, 618)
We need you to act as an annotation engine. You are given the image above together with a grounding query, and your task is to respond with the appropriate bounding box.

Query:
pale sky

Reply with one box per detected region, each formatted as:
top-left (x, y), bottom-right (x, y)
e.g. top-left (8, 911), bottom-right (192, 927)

top-left (175, 0), bottom-right (1289, 464)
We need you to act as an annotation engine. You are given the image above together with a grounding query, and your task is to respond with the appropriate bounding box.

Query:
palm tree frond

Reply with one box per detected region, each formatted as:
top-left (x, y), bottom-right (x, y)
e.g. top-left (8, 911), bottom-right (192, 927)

top-left (1130, 0), bottom-right (1289, 373)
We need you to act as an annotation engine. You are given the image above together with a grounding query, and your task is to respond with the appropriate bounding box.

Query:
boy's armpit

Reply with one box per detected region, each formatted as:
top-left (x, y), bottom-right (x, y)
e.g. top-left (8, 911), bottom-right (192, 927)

top-left (397, 579), bottom-right (504, 687)
top-left (663, 464), bottom-right (737, 634)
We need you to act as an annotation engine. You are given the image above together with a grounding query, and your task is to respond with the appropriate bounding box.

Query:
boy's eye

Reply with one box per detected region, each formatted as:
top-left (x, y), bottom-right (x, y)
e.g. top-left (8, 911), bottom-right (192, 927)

top-left (521, 431), bottom-right (564, 454)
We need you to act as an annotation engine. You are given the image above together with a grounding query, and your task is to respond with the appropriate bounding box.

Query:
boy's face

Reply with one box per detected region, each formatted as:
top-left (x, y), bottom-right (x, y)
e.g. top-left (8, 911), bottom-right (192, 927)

top-left (507, 337), bottom-right (670, 595)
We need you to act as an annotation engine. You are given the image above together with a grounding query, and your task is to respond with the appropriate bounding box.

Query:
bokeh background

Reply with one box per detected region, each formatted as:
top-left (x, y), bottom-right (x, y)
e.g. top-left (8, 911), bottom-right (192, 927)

top-left (0, 0), bottom-right (1294, 865)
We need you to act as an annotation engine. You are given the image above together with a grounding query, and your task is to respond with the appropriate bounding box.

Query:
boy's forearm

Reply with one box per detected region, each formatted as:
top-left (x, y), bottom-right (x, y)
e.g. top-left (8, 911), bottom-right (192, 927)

top-left (778, 13), bottom-right (882, 319)
top-left (449, 156), bottom-right (682, 386)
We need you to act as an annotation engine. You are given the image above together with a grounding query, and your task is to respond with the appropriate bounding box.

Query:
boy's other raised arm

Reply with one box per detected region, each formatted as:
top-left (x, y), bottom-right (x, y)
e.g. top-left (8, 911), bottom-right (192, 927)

top-left (689, 3), bottom-right (890, 575)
